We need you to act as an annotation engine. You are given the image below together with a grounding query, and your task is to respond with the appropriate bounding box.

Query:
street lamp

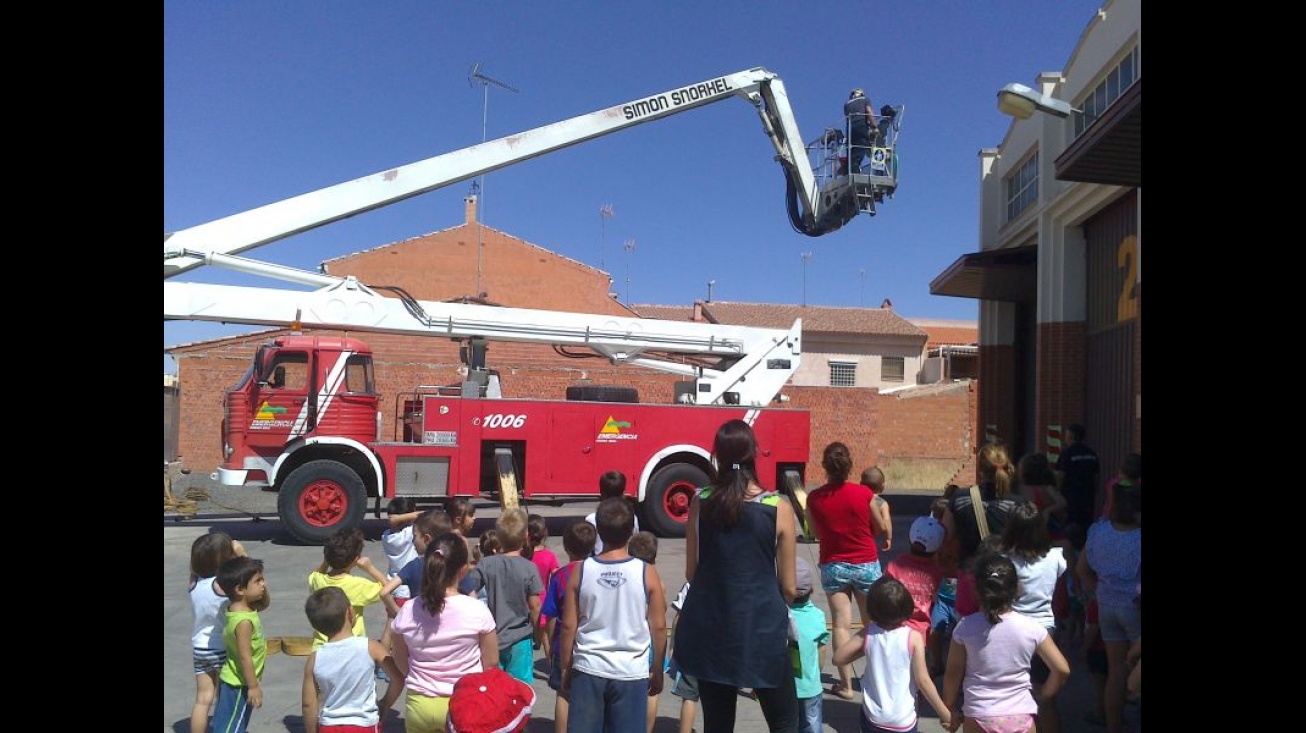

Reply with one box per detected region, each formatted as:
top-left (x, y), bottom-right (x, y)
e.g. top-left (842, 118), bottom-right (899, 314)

top-left (996, 83), bottom-right (1078, 119)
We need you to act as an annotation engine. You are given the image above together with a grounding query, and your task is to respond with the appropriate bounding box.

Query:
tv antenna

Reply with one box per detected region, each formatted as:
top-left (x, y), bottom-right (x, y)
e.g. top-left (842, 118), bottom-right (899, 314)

top-left (467, 63), bottom-right (520, 296)
top-left (801, 251), bottom-right (814, 306)
top-left (623, 238), bottom-right (637, 304)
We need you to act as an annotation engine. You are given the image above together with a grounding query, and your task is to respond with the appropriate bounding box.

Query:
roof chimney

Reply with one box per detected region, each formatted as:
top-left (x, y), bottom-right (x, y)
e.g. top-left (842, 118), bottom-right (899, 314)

top-left (464, 194), bottom-right (478, 224)
top-left (692, 300), bottom-right (706, 322)
top-left (880, 298), bottom-right (893, 311)
top-left (1036, 72), bottom-right (1065, 100)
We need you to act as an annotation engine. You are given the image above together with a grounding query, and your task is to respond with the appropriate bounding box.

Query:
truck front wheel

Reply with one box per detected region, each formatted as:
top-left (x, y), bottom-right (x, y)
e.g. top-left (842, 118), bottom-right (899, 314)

top-left (278, 460), bottom-right (367, 545)
top-left (641, 463), bottom-right (707, 539)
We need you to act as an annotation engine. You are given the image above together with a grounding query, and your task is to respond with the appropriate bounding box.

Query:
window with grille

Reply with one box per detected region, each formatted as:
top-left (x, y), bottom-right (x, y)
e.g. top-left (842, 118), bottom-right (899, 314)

top-left (882, 356), bottom-right (905, 382)
top-left (1005, 151), bottom-right (1039, 222)
top-left (829, 361), bottom-right (856, 387)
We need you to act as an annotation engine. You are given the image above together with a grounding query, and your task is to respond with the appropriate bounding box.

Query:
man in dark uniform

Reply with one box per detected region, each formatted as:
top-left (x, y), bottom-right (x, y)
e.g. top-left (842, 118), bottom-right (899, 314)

top-left (843, 88), bottom-right (878, 175)
top-left (1056, 423), bottom-right (1100, 530)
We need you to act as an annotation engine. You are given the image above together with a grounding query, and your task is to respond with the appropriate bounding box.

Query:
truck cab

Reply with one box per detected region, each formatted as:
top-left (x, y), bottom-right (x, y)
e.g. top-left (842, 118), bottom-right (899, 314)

top-left (220, 335), bottom-right (378, 488)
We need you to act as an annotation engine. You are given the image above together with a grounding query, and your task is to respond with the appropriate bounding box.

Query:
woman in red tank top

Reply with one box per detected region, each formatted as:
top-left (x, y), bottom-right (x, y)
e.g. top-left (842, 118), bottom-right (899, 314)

top-left (803, 441), bottom-right (887, 700)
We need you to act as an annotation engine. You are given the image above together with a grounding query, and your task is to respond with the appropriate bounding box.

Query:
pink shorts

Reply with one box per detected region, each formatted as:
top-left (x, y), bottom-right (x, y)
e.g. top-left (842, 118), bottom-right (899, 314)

top-left (969, 714), bottom-right (1034, 733)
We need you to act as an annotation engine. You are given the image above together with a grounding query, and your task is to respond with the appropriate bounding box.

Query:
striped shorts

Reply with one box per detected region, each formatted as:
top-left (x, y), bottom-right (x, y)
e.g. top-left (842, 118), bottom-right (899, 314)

top-left (193, 647), bottom-right (226, 675)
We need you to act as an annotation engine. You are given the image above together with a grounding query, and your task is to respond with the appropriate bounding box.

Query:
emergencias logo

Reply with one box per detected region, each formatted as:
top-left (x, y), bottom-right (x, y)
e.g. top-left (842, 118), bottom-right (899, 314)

top-left (596, 416), bottom-right (638, 443)
top-left (250, 401), bottom-right (294, 430)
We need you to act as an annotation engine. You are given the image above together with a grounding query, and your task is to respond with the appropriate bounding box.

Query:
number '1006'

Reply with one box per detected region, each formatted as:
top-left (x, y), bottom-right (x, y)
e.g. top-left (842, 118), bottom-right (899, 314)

top-left (483, 413), bottom-right (526, 429)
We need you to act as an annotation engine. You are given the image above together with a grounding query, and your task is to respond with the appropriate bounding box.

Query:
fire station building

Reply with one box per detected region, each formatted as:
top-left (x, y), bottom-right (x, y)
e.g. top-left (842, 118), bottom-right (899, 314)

top-left (930, 0), bottom-right (1141, 478)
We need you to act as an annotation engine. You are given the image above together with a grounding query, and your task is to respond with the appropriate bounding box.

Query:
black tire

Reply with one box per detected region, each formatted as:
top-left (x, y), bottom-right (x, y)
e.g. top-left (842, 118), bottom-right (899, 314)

top-left (277, 460), bottom-right (367, 545)
top-left (565, 385), bottom-right (639, 403)
top-left (640, 463), bottom-right (708, 538)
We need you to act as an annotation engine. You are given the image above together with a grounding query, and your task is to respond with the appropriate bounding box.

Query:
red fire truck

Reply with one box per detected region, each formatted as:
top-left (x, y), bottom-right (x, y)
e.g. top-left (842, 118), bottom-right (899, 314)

top-left (221, 327), bottom-right (809, 543)
top-left (165, 67), bottom-right (900, 542)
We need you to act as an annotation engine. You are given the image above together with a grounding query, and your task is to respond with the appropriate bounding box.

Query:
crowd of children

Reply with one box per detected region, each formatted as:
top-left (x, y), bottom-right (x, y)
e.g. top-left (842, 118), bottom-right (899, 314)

top-left (186, 447), bottom-right (1139, 733)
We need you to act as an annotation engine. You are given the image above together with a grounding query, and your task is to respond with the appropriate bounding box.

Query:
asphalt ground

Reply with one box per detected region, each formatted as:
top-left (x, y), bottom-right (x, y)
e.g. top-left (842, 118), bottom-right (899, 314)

top-left (164, 482), bottom-right (1129, 732)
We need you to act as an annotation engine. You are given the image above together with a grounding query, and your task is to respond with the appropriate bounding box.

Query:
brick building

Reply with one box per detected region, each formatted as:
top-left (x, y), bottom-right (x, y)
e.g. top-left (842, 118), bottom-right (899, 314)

top-left (168, 196), bottom-right (977, 489)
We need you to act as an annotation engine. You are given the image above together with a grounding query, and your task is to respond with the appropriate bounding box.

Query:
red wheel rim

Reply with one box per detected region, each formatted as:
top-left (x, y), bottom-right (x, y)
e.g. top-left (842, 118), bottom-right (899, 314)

top-left (298, 479), bottom-right (349, 527)
top-left (661, 481), bottom-right (694, 524)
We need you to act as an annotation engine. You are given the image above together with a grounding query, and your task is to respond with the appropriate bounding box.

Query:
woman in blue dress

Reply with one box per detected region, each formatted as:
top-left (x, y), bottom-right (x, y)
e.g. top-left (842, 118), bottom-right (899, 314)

top-left (673, 419), bottom-right (800, 733)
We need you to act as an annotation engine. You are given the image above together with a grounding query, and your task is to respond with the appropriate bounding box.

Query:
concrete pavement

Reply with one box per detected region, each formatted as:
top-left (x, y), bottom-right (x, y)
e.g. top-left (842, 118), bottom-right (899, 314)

top-left (164, 489), bottom-right (1117, 732)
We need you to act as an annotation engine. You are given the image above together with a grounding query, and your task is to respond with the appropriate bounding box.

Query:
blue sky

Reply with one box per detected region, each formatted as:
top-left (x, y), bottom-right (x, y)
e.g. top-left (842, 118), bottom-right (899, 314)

top-left (164, 1), bottom-right (1104, 374)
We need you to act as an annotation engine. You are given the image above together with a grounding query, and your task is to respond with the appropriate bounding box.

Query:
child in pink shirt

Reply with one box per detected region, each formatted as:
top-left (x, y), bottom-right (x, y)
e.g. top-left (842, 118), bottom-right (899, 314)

top-left (884, 516), bottom-right (947, 643)
top-left (527, 513), bottom-right (560, 658)
top-left (943, 554), bottom-right (1070, 733)
top-left (391, 532), bottom-right (500, 733)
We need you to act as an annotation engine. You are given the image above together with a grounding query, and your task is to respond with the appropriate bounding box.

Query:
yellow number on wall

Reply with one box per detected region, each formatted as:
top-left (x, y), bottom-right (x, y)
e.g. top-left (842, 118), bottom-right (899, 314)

top-left (1116, 235), bottom-right (1139, 322)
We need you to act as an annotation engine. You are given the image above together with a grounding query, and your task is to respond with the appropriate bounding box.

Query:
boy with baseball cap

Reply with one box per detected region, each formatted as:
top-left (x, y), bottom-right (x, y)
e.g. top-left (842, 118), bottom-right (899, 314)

top-left (883, 516), bottom-right (948, 645)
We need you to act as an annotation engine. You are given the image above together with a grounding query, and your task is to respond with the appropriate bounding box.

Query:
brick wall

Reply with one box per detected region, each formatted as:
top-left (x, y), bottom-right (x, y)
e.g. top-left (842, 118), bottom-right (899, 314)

top-left (329, 223), bottom-right (631, 317)
top-left (978, 343), bottom-right (1017, 449)
top-left (1035, 321), bottom-right (1086, 449)
top-left (771, 382), bottom-right (973, 486)
top-left (786, 386), bottom-right (879, 472)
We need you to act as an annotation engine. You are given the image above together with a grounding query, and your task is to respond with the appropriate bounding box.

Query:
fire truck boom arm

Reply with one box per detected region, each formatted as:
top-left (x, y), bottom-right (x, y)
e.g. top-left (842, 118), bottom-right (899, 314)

top-left (164, 67), bottom-right (841, 278)
top-left (164, 278), bottom-right (801, 406)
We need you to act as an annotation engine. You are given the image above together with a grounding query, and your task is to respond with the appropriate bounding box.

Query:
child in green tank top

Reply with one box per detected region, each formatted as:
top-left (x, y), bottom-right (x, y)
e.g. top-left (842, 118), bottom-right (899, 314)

top-left (212, 556), bottom-right (270, 733)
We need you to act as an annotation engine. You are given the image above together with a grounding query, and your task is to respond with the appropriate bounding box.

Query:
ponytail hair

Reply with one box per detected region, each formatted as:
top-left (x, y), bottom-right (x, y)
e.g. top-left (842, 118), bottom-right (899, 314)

top-left (974, 553), bottom-right (1019, 625)
top-left (978, 443), bottom-right (1013, 499)
top-left (702, 419), bottom-right (760, 528)
top-left (420, 531), bottom-right (469, 615)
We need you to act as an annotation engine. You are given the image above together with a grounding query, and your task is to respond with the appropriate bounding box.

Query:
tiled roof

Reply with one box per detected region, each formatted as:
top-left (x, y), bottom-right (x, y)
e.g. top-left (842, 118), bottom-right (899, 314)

top-left (166, 326), bottom-right (289, 354)
top-left (630, 305), bottom-right (695, 321)
top-left (907, 318), bottom-right (979, 349)
top-left (321, 221), bottom-right (606, 277)
top-left (633, 301), bottom-right (927, 338)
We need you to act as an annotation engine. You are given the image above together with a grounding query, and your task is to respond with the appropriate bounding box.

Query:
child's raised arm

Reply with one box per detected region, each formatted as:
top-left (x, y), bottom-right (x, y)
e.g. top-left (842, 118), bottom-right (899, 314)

top-left (388, 510), bottom-right (422, 532)
top-left (380, 574), bottom-right (402, 619)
